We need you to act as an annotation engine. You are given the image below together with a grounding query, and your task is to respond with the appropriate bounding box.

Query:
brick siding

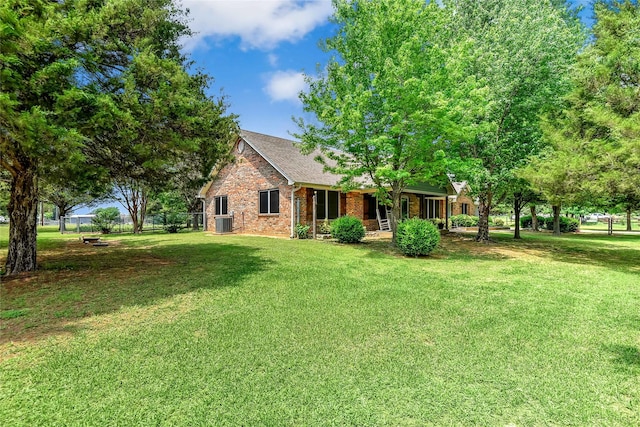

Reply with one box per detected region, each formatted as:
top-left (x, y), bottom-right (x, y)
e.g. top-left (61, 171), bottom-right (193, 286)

top-left (205, 142), bottom-right (298, 236)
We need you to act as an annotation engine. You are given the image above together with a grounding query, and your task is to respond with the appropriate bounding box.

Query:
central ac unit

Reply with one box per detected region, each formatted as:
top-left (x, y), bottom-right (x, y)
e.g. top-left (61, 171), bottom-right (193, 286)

top-left (215, 216), bottom-right (233, 233)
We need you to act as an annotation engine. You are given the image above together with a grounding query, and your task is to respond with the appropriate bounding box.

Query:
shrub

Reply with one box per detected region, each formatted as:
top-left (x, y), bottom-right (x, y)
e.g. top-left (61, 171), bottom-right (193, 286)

top-left (429, 218), bottom-right (445, 229)
top-left (330, 215), bottom-right (365, 243)
top-left (450, 214), bottom-right (478, 227)
top-left (164, 212), bottom-right (188, 233)
top-left (493, 218), bottom-right (505, 226)
top-left (91, 207), bottom-right (120, 234)
top-left (542, 216), bottom-right (579, 233)
top-left (318, 219), bottom-right (331, 234)
top-left (396, 218), bottom-right (440, 257)
top-left (295, 223), bottom-right (310, 239)
top-left (520, 215), bottom-right (537, 228)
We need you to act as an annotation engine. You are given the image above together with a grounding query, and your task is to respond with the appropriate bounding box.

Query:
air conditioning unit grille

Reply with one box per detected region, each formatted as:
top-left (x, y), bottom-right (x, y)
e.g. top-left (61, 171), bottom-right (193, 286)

top-left (215, 216), bottom-right (233, 233)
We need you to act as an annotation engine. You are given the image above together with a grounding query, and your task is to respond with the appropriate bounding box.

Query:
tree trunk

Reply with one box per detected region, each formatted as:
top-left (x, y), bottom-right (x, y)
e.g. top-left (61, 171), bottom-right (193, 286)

top-left (5, 170), bottom-right (39, 275)
top-left (118, 183), bottom-right (148, 234)
top-left (390, 186), bottom-right (402, 244)
top-left (57, 206), bottom-right (71, 232)
top-left (137, 192), bottom-right (148, 233)
top-left (530, 205), bottom-right (539, 232)
top-left (192, 212), bottom-right (200, 230)
top-left (513, 195), bottom-right (522, 240)
top-left (552, 204), bottom-right (561, 236)
top-left (626, 207), bottom-right (632, 232)
top-left (475, 192), bottom-right (492, 243)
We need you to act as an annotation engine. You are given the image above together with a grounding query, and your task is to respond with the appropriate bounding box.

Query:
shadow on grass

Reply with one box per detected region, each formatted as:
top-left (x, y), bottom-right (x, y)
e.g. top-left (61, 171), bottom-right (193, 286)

top-left (439, 231), bottom-right (640, 274)
top-left (604, 344), bottom-right (640, 371)
top-left (0, 238), bottom-right (266, 345)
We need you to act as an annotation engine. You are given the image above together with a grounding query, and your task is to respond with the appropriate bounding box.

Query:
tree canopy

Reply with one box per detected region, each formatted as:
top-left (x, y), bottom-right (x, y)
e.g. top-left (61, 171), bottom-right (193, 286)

top-left (523, 0), bottom-right (640, 233)
top-left (295, 0), bottom-right (474, 239)
top-left (0, 0), bottom-right (237, 274)
top-left (444, 0), bottom-right (585, 242)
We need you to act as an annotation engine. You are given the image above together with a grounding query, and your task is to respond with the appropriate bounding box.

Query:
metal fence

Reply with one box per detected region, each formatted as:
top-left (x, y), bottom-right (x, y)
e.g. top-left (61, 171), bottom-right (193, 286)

top-left (59, 212), bottom-right (204, 234)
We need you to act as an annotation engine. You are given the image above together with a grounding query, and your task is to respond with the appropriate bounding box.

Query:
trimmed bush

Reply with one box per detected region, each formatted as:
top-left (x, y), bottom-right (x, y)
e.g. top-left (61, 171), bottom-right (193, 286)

top-left (520, 215), bottom-right (537, 228)
top-left (450, 214), bottom-right (478, 228)
top-left (330, 215), bottom-right (365, 243)
top-left (492, 217), bottom-right (505, 226)
top-left (520, 215), bottom-right (579, 232)
top-left (396, 218), bottom-right (440, 257)
top-left (542, 216), bottom-right (579, 233)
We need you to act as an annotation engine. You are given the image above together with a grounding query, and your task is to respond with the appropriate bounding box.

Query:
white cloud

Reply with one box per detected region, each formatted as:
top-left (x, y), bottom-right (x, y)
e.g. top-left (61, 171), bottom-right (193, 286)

top-left (182, 0), bottom-right (333, 50)
top-left (264, 70), bottom-right (307, 103)
top-left (267, 53), bottom-right (279, 67)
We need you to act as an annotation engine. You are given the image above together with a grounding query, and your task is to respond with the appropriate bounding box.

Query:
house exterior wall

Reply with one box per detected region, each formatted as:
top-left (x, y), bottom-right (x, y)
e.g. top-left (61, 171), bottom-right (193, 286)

top-left (450, 188), bottom-right (477, 216)
top-left (205, 143), bottom-right (297, 236)
top-left (205, 141), bottom-right (452, 236)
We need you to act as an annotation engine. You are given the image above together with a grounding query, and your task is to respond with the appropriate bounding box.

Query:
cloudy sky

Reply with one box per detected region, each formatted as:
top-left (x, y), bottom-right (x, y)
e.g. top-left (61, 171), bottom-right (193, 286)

top-left (183, 0), bottom-right (593, 140)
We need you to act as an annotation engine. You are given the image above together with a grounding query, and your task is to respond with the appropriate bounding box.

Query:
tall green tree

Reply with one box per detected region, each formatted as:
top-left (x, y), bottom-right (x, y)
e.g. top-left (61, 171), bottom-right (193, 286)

top-left (445, 0), bottom-right (584, 242)
top-left (524, 0), bottom-right (640, 234)
top-left (97, 56), bottom-right (236, 233)
top-left (520, 136), bottom-right (588, 235)
top-left (575, 0), bottom-right (640, 231)
top-left (0, 0), bottom-right (235, 274)
top-left (295, 0), bottom-right (473, 240)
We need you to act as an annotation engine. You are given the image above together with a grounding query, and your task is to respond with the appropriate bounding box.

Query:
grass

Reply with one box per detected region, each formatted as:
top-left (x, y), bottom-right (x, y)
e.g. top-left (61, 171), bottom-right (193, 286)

top-left (580, 221), bottom-right (640, 232)
top-left (1, 227), bottom-right (639, 425)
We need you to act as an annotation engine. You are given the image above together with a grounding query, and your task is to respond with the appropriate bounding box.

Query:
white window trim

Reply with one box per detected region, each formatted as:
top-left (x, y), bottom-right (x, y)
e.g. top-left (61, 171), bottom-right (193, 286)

top-left (259, 189), bottom-right (280, 215)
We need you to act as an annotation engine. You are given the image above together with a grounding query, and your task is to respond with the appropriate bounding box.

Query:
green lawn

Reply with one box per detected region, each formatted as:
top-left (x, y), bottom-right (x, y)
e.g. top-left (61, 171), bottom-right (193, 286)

top-left (580, 220), bottom-right (640, 232)
top-left (1, 227), bottom-right (639, 425)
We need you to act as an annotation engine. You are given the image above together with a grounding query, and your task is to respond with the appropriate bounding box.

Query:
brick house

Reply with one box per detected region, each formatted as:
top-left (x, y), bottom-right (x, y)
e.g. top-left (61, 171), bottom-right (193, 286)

top-left (200, 130), bottom-right (454, 237)
top-left (449, 181), bottom-right (478, 217)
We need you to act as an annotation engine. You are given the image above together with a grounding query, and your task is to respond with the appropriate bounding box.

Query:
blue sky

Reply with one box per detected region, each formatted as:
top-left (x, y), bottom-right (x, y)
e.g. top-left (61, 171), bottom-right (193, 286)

top-left (182, 0), bottom-right (595, 140)
top-left (74, 0), bottom-right (594, 214)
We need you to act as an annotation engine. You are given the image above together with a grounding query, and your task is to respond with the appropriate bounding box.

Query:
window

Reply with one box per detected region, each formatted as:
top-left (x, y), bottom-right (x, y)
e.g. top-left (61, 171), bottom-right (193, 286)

top-left (315, 190), bottom-right (339, 220)
top-left (259, 189), bottom-right (279, 214)
top-left (401, 197), bottom-right (410, 219)
top-left (425, 198), bottom-right (441, 219)
top-left (364, 194), bottom-right (377, 220)
top-left (215, 196), bottom-right (228, 216)
top-left (461, 203), bottom-right (468, 215)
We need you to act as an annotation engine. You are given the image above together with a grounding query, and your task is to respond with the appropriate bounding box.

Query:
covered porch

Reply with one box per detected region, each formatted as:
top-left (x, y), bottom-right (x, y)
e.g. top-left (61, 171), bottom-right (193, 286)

top-left (293, 182), bottom-right (454, 234)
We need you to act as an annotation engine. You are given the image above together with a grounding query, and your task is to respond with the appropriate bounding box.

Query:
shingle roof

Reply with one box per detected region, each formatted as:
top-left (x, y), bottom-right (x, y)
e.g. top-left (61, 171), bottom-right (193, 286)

top-left (451, 181), bottom-right (468, 195)
top-left (240, 129), bottom-right (342, 187)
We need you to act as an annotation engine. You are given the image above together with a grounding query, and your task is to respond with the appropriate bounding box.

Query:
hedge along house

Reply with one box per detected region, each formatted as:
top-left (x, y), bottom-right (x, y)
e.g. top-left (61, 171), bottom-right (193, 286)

top-left (200, 130), bottom-right (454, 237)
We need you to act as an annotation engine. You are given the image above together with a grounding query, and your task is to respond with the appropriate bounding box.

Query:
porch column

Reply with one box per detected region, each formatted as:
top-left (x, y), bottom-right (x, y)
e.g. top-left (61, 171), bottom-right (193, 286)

top-left (445, 195), bottom-right (449, 230)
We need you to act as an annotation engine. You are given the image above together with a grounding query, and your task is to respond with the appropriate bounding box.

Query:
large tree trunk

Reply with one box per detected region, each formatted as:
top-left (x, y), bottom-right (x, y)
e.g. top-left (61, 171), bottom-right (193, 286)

top-left (5, 170), bottom-right (39, 275)
top-left (475, 192), bottom-right (492, 243)
top-left (192, 212), bottom-right (200, 231)
top-left (626, 206), bottom-right (632, 232)
top-left (552, 204), bottom-right (561, 236)
top-left (530, 205), bottom-right (539, 232)
top-left (513, 194), bottom-right (522, 240)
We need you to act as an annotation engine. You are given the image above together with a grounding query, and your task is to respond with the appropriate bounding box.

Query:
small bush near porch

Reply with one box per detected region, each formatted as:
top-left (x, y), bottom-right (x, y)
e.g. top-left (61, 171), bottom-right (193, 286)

top-left (396, 217), bottom-right (440, 256)
top-left (0, 228), bottom-right (639, 425)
